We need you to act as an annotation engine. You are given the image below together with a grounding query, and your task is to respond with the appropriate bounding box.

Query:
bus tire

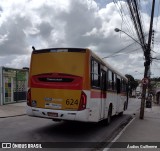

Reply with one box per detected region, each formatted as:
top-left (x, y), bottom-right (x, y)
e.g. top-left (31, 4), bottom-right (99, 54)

top-left (119, 103), bottom-right (125, 116)
top-left (124, 101), bottom-right (127, 111)
top-left (119, 111), bottom-right (123, 116)
top-left (106, 105), bottom-right (112, 125)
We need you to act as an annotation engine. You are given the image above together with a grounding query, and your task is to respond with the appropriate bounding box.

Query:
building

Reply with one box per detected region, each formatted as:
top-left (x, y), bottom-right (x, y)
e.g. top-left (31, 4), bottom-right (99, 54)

top-left (136, 83), bottom-right (142, 98)
top-left (154, 82), bottom-right (160, 104)
top-left (0, 67), bottom-right (28, 105)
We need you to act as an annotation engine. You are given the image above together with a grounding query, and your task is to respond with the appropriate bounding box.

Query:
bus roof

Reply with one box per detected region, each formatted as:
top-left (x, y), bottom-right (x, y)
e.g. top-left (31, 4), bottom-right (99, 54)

top-left (32, 47), bottom-right (87, 54)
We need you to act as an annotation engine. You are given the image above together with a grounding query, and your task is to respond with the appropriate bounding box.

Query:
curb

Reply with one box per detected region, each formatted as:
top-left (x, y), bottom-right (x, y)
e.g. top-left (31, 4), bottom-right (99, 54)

top-left (105, 115), bottom-right (134, 142)
top-left (91, 114), bottom-right (134, 151)
top-left (0, 114), bottom-right (26, 118)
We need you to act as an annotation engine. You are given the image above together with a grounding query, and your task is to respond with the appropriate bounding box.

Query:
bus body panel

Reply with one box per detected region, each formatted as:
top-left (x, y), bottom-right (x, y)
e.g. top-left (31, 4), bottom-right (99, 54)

top-left (30, 52), bottom-right (86, 77)
top-left (31, 88), bottom-right (81, 110)
top-left (27, 48), bottom-right (128, 123)
top-left (27, 89), bottom-right (105, 122)
top-left (28, 50), bottom-right (90, 112)
top-left (27, 90), bottom-right (93, 122)
top-left (26, 106), bottom-right (90, 122)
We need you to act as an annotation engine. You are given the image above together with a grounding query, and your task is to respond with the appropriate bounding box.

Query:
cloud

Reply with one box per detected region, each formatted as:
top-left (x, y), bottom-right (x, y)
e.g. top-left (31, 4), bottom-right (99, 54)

top-left (0, 55), bottom-right (30, 68)
top-left (0, 14), bottom-right (31, 56)
top-left (0, 6), bottom-right (2, 13)
top-left (0, 0), bottom-right (159, 78)
top-left (38, 22), bottom-right (53, 39)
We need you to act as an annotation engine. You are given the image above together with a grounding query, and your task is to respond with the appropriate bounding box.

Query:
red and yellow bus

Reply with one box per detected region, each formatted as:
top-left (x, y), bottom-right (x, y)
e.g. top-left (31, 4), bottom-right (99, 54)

top-left (26, 47), bottom-right (128, 124)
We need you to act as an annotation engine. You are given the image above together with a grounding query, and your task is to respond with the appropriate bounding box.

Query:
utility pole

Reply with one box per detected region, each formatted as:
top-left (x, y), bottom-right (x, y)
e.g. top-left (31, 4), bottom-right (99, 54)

top-left (139, 0), bottom-right (155, 119)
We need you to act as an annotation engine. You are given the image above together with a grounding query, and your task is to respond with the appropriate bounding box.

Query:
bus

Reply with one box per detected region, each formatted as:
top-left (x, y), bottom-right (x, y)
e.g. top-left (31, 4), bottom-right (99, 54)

top-left (26, 47), bottom-right (128, 124)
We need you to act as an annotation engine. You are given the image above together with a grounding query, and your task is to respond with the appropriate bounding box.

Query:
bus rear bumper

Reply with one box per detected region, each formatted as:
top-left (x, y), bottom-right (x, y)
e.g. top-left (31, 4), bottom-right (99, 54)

top-left (26, 106), bottom-right (90, 122)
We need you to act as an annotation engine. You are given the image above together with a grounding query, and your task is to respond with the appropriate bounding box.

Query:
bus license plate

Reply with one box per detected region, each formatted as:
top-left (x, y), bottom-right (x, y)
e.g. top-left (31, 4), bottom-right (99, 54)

top-left (47, 112), bottom-right (58, 117)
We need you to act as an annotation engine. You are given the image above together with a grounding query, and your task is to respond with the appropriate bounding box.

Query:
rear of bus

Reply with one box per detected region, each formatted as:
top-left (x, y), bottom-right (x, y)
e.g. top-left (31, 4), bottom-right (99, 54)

top-left (26, 48), bottom-right (90, 122)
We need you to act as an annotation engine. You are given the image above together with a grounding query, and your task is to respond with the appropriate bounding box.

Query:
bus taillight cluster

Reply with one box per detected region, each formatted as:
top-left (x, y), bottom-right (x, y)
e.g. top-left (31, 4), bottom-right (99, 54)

top-left (27, 88), bottom-right (31, 106)
top-left (78, 91), bottom-right (87, 110)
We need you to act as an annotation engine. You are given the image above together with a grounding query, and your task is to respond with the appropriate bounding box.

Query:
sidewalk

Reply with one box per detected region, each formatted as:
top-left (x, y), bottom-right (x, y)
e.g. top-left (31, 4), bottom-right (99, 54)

top-left (0, 102), bottom-right (26, 118)
top-left (106, 103), bottom-right (160, 151)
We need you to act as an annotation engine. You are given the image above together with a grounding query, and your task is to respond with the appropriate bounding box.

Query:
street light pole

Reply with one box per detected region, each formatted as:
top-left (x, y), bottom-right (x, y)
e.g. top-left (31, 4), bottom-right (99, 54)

top-left (139, 0), bottom-right (155, 119)
top-left (115, 0), bottom-right (155, 120)
top-left (115, 28), bottom-right (147, 119)
top-left (114, 28), bottom-right (144, 47)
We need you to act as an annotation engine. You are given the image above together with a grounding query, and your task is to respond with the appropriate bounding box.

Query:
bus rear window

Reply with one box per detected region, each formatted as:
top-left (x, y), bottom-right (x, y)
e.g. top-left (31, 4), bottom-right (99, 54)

top-left (32, 48), bottom-right (86, 54)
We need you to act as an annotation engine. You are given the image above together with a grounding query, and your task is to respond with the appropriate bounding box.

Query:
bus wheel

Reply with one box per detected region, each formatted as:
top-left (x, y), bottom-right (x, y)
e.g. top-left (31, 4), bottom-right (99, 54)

top-left (119, 102), bottom-right (126, 116)
top-left (124, 102), bottom-right (127, 111)
top-left (119, 111), bottom-right (123, 116)
top-left (106, 106), bottom-right (112, 125)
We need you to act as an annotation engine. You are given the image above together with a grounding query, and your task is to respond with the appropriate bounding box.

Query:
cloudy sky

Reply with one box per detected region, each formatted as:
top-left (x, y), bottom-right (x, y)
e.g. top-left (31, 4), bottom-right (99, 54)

top-left (0, 0), bottom-right (160, 79)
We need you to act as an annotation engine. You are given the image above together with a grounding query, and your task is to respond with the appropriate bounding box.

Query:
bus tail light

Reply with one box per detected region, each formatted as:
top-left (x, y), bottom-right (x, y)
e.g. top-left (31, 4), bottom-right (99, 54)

top-left (78, 91), bottom-right (87, 110)
top-left (27, 88), bottom-right (31, 106)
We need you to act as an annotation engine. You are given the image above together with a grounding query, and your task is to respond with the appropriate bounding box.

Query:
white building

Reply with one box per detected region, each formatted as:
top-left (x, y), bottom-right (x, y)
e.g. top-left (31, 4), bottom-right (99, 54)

top-left (136, 83), bottom-right (142, 97)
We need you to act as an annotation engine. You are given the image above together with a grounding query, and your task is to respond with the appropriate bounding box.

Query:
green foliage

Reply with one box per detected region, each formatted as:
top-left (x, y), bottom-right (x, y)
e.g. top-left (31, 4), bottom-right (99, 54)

top-left (150, 77), bottom-right (160, 82)
top-left (150, 77), bottom-right (160, 89)
top-left (125, 74), bottom-right (139, 96)
top-left (125, 74), bottom-right (139, 89)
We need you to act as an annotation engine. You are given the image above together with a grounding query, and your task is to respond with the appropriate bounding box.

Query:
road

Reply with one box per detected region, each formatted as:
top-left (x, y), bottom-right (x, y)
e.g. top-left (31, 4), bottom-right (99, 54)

top-left (0, 98), bottom-right (140, 151)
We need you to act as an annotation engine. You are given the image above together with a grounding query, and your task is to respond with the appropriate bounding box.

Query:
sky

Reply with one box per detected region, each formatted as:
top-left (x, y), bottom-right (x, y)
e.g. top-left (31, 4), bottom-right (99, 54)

top-left (0, 0), bottom-right (160, 80)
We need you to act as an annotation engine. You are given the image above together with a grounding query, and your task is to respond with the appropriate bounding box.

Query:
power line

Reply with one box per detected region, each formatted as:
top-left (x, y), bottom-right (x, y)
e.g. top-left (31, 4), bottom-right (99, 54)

top-left (125, 0), bottom-right (155, 120)
top-left (109, 47), bottom-right (142, 58)
top-left (117, 0), bottom-right (136, 36)
top-left (102, 43), bottom-right (141, 59)
top-left (102, 42), bottom-right (136, 58)
top-left (112, 0), bottom-right (136, 37)
top-left (155, 0), bottom-right (160, 31)
top-left (127, 0), bottom-right (146, 53)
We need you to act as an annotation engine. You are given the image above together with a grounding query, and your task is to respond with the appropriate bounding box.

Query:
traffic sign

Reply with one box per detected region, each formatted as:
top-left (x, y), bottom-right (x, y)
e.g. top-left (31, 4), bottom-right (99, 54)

top-left (142, 78), bottom-right (149, 85)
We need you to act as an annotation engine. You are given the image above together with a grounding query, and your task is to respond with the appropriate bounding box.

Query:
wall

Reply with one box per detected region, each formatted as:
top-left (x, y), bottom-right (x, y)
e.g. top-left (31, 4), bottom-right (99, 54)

top-left (0, 67), bottom-right (28, 105)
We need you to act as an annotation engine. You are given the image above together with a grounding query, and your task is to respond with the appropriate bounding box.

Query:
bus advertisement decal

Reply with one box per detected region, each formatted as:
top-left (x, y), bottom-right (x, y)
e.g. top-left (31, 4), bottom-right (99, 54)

top-left (45, 103), bottom-right (62, 109)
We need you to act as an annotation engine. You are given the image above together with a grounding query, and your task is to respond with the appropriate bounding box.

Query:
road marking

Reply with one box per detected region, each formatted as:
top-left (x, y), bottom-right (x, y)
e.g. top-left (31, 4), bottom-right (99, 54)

top-left (103, 117), bottom-right (136, 151)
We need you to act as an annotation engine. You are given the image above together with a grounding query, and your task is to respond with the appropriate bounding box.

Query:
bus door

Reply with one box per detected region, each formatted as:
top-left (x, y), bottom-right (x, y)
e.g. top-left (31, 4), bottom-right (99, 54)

top-left (100, 70), bottom-right (106, 119)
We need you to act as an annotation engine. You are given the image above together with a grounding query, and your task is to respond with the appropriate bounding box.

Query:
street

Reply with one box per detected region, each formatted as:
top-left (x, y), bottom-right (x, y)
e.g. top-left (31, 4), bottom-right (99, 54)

top-left (0, 0), bottom-right (159, 150)
top-left (0, 98), bottom-right (141, 151)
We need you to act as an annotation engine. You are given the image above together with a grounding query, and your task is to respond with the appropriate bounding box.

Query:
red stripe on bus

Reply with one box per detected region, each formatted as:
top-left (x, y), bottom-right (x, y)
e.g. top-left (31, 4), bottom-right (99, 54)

top-left (30, 73), bottom-right (83, 90)
top-left (91, 91), bottom-right (107, 98)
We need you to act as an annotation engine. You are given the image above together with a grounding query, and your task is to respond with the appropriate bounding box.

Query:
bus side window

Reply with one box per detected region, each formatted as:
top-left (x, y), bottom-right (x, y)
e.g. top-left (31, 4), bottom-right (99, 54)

top-left (106, 69), bottom-right (108, 90)
top-left (123, 80), bottom-right (127, 92)
top-left (100, 70), bottom-right (107, 91)
top-left (91, 59), bottom-right (100, 88)
top-left (112, 73), bottom-right (116, 91)
top-left (117, 78), bottom-right (121, 93)
top-left (108, 70), bottom-right (112, 90)
top-left (121, 79), bottom-right (126, 92)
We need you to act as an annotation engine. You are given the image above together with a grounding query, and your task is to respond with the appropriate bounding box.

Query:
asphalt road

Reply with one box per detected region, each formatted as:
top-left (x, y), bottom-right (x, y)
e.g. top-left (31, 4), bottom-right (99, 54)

top-left (0, 98), bottom-right (141, 151)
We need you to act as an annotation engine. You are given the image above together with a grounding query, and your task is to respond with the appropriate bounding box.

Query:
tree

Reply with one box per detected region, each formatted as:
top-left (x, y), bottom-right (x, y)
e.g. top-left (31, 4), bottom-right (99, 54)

top-left (125, 74), bottom-right (139, 97)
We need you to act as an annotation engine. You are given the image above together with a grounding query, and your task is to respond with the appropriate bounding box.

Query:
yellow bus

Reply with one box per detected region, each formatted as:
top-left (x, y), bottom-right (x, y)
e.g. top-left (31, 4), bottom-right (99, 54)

top-left (26, 47), bottom-right (128, 124)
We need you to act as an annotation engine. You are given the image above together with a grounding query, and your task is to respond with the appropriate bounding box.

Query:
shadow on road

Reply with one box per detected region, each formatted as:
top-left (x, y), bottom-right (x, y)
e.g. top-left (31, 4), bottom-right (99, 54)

top-left (32, 114), bottom-right (132, 141)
